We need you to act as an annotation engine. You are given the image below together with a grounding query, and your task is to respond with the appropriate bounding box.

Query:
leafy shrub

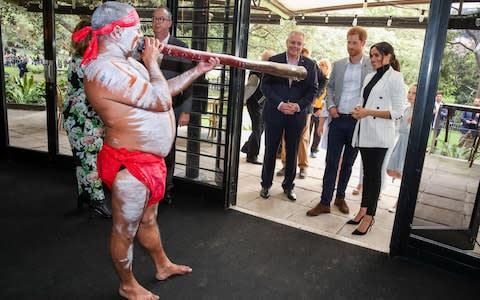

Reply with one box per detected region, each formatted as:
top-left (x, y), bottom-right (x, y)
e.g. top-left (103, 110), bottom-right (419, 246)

top-left (57, 78), bottom-right (68, 93)
top-left (438, 140), bottom-right (473, 160)
top-left (5, 74), bottom-right (45, 105)
top-left (27, 64), bottom-right (43, 74)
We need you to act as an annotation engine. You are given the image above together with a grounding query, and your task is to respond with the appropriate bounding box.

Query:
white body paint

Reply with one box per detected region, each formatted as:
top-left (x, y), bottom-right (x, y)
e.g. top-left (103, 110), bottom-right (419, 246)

top-left (84, 55), bottom-right (176, 157)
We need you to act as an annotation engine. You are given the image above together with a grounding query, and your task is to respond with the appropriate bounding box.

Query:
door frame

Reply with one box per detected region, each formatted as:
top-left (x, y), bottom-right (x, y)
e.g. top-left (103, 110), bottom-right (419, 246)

top-left (390, 0), bottom-right (480, 273)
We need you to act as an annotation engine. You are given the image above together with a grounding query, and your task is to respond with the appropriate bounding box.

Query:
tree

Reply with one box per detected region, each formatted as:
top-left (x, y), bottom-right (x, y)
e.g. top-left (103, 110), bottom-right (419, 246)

top-left (247, 23), bottom-right (425, 87)
top-left (441, 30), bottom-right (480, 104)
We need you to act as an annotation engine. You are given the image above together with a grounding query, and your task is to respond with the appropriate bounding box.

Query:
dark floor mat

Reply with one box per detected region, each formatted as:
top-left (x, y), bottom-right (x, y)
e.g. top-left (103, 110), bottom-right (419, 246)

top-left (0, 160), bottom-right (478, 300)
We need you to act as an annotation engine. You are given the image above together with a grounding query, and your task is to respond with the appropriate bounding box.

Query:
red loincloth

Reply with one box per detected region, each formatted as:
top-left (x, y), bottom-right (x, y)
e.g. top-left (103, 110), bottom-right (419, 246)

top-left (97, 144), bottom-right (166, 206)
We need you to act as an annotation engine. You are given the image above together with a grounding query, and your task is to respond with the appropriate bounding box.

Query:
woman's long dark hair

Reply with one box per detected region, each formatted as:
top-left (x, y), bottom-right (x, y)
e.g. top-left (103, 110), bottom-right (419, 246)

top-left (370, 42), bottom-right (400, 71)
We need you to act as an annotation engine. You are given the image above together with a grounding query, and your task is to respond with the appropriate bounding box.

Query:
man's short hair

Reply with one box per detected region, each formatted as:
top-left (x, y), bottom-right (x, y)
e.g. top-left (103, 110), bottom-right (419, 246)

top-left (153, 6), bottom-right (172, 20)
top-left (347, 26), bottom-right (367, 41)
top-left (288, 31), bottom-right (305, 40)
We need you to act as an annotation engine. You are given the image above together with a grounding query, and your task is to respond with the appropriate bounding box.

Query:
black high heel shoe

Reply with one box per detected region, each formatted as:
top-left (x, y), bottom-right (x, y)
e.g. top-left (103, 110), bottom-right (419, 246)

top-left (352, 217), bottom-right (375, 235)
top-left (89, 201), bottom-right (112, 219)
top-left (346, 215), bottom-right (364, 225)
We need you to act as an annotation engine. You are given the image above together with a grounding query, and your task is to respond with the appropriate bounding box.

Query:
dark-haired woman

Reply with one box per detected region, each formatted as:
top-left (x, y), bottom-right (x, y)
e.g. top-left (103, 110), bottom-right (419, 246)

top-left (348, 42), bottom-right (406, 235)
top-left (63, 20), bottom-right (111, 218)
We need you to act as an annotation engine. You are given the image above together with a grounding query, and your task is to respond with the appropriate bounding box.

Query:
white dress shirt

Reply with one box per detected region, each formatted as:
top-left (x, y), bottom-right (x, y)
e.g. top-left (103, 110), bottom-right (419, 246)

top-left (337, 58), bottom-right (363, 114)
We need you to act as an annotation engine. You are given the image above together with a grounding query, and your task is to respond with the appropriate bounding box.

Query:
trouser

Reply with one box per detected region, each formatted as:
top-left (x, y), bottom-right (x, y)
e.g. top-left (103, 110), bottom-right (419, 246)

top-left (357, 145), bottom-right (393, 192)
top-left (280, 113), bottom-right (311, 169)
top-left (243, 98), bottom-right (265, 160)
top-left (309, 108), bottom-right (321, 152)
top-left (320, 115), bottom-right (358, 205)
top-left (261, 114), bottom-right (305, 190)
top-left (359, 147), bottom-right (388, 216)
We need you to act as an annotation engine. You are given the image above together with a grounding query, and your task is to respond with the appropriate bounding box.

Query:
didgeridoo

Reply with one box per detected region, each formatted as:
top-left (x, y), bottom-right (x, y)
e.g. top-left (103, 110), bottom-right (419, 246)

top-left (160, 44), bottom-right (307, 80)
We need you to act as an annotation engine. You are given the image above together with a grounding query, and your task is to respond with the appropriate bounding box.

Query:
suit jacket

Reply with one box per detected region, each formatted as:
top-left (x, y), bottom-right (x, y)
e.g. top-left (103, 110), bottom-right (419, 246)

top-left (460, 111), bottom-right (479, 135)
top-left (261, 52), bottom-right (318, 123)
top-left (326, 55), bottom-right (372, 109)
top-left (160, 36), bottom-right (194, 114)
top-left (352, 67), bottom-right (406, 148)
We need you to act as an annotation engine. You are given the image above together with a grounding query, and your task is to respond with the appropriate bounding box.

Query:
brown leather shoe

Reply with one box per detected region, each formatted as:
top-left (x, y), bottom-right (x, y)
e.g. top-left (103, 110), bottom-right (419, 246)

top-left (306, 203), bottom-right (331, 216)
top-left (334, 198), bottom-right (350, 214)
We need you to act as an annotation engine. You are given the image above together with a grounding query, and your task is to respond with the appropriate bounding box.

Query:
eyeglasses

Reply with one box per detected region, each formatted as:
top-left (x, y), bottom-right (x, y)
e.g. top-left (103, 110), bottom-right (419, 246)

top-left (152, 17), bottom-right (171, 23)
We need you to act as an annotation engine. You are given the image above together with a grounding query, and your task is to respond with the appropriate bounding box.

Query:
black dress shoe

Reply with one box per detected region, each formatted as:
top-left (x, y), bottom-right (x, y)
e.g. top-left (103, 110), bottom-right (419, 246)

top-left (241, 143), bottom-right (248, 154)
top-left (283, 189), bottom-right (297, 201)
top-left (260, 187), bottom-right (270, 199)
top-left (89, 201), bottom-right (112, 219)
top-left (163, 193), bottom-right (173, 205)
top-left (246, 158), bottom-right (262, 165)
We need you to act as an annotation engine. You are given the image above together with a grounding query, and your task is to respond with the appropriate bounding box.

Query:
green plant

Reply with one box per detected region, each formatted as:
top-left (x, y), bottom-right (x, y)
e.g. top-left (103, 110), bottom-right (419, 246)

top-left (438, 140), bottom-right (474, 160)
top-left (26, 64), bottom-right (43, 74)
top-left (57, 78), bottom-right (68, 93)
top-left (5, 74), bottom-right (45, 105)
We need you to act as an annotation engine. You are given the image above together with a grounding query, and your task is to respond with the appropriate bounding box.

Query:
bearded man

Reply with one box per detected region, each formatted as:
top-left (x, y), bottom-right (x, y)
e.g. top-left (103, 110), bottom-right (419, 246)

top-left (307, 26), bottom-right (373, 217)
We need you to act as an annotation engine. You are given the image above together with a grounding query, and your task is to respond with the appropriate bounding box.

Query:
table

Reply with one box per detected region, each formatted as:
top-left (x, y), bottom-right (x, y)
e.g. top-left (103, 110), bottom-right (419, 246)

top-left (430, 103), bottom-right (480, 167)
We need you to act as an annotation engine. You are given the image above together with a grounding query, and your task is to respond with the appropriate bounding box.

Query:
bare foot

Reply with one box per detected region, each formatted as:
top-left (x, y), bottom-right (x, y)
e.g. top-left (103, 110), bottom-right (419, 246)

top-left (119, 284), bottom-right (159, 300)
top-left (155, 262), bottom-right (192, 281)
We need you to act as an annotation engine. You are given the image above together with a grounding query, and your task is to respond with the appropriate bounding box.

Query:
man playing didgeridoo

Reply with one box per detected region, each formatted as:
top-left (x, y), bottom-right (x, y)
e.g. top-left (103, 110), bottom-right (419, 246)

top-left (75, 2), bottom-right (219, 299)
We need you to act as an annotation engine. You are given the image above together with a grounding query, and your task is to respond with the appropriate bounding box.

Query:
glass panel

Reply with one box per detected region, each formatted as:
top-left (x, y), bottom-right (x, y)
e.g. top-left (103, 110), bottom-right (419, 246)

top-left (56, 14), bottom-right (83, 156)
top-left (413, 2), bottom-right (480, 255)
top-left (169, 0), bottom-right (234, 188)
top-left (3, 1), bottom-right (46, 151)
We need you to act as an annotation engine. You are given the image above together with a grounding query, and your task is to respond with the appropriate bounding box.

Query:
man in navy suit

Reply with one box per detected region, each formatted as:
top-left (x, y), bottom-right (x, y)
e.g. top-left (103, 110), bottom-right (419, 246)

top-left (152, 6), bottom-right (194, 204)
top-left (260, 31), bottom-right (318, 201)
top-left (307, 26), bottom-right (373, 216)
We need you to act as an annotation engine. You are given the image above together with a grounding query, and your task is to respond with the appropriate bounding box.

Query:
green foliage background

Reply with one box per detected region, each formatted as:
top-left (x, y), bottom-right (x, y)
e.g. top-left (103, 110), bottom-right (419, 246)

top-left (1, 1), bottom-right (479, 105)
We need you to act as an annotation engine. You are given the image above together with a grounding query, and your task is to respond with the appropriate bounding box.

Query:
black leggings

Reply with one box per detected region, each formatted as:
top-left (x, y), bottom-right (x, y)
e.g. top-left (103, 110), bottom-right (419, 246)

top-left (359, 147), bottom-right (388, 216)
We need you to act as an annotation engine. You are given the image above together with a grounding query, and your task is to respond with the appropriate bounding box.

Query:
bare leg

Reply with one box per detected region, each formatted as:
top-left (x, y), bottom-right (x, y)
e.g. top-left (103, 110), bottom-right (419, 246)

top-left (137, 204), bottom-right (192, 280)
top-left (111, 170), bottom-right (159, 300)
top-left (351, 207), bottom-right (367, 223)
top-left (386, 170), bottom-right (402, 180)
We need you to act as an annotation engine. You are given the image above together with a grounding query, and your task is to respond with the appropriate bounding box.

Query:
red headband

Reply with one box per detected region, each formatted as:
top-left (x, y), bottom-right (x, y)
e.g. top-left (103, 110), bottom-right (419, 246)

top-left (72, 9), bottom-right (140, 65)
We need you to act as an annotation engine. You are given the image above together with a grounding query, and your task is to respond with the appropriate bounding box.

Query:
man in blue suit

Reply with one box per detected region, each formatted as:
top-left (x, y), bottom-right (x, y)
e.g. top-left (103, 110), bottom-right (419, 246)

top-left (307, 26), bottom-right (373, 216)
top-left (260, 31), bottom-right (318, 201)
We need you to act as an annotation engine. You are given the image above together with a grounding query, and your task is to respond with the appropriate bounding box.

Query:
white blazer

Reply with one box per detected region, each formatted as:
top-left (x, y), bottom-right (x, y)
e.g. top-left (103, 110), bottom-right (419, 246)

top-left (352, 67), bottom-right (406, 148)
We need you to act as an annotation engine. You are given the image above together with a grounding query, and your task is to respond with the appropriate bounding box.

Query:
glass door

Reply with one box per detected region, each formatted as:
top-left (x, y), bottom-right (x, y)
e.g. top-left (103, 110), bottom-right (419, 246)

top-left (2, 0), bottom-right (47, 152)
top-left (56, 13), bottom-right (85, 156)
top-left (391, 1), bottom-right (480, 270)
top-left (410, 1), bottom-right (480, 254)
